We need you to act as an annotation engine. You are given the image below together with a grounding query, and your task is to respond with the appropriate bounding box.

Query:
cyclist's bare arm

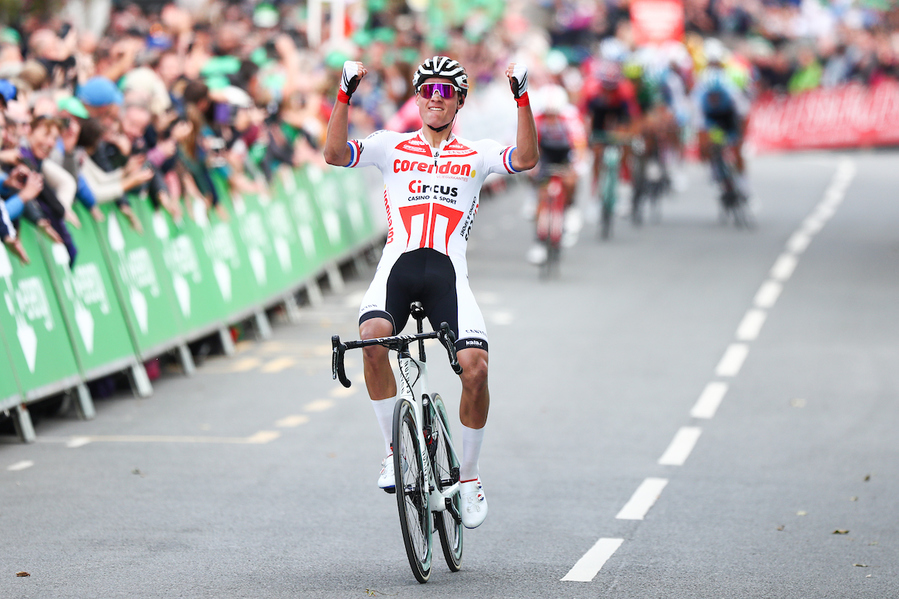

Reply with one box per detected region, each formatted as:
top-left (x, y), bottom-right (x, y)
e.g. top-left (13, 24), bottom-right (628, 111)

top-left (324, 61), bottom-right (367, 166)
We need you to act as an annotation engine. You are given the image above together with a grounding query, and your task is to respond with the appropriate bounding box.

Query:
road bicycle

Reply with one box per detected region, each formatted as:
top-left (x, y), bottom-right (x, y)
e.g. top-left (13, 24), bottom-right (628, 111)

top-left (630, 134), bottom-right (669, 226)
top-left (595, 133), bottom-right (627, 240)
top-left (331, 303), bottom-right (464, 583)
top-left (534, 165), bottom-right (568, 278)
top-left (708, 127), bottom-right (754, 229)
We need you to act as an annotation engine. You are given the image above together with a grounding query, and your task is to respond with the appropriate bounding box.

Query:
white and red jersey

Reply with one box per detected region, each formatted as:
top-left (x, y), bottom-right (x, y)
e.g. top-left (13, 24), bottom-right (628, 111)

top-left (342, 128), bottom-right (520, 347)
top-left (345, 129), bottom-right (519, 266)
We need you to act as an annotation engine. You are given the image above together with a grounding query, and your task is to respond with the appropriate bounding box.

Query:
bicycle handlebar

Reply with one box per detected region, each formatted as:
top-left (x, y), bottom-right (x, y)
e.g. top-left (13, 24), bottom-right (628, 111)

top-left (331, 322), bottom-right (462, 388)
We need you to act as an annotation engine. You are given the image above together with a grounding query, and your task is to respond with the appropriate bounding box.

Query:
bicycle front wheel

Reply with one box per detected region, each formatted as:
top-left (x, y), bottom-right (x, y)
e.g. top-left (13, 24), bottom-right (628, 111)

top-left (431, 394), bottom-right (463, 571)
top-left (393, 398), bottom-right (432, 583)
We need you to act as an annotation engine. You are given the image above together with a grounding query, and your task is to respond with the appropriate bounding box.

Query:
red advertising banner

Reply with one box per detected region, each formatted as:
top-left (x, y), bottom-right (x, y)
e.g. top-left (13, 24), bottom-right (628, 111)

top-left (630, 0), bottom-right (685, 45)
top-left (747, 81), bottom-right (899, 153)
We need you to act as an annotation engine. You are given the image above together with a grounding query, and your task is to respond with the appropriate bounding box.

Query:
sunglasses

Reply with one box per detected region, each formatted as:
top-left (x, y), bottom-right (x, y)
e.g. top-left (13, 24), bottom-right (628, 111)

top-left (419, 82), bottom-right (459, 99)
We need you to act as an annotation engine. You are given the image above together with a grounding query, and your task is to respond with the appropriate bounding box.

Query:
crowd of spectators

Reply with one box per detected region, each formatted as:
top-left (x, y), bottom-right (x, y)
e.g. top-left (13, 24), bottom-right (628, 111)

top-left (0, 0), bottom-right (534, 268)
top-left (543, 0), bottom-right (899, 95)
top-left (1, 0), bottom-right (897, 268)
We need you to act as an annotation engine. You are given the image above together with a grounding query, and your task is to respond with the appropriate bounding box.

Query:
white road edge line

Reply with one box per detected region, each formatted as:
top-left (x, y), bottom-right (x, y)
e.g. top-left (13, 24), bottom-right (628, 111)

top-left (561, 538), bottom-right (624, 582)
top-left (715, 343), bottom-right (750, 377)
top-left (691, 382), bottom-right (729, 419)
top-left (616, 478), bottom-right (669, 520)
top-left (658, 427), bottom-right (702, 466)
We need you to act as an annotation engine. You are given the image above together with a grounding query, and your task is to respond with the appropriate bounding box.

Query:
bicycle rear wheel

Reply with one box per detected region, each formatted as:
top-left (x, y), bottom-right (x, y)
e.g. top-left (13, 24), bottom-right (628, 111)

top-left (430, 394), bottom-right (463, 571)
top-left (393, 398), bottom-right (432, 583)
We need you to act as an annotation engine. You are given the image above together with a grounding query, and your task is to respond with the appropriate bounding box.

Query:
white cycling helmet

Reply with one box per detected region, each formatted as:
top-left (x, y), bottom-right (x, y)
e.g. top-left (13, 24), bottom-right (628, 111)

top-left (413, 56), bottom-right (469, 101)
top-left (704, 38), bottom-right (729, 65)
top-left (539, 84), bottom-right (569, 115)
top-left (599, 38), bottom-right (628, 64)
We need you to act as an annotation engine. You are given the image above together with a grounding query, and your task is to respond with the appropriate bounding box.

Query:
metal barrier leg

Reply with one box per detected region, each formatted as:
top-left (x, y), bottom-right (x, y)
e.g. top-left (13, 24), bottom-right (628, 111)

top-left (326, 263), bottom-right (345, 294)
top-left (283, 293), bottom-right (302, 324)
top-left (128, 362), bottom-right (153, 398)
top-left (177, 343), bottom-right (196, 375)
top-left (218, 326), bottom-right (236, 356)
top-left (254, 309), bottom-right (272, 340)
top-left (12, 404), bottom-right (36, 443)
top-left (74, 383), bottom-right (96, 420)
top-left (353, 254), bottom-right (369, 276)
top-left (305, 280), bottom-right (323, 307)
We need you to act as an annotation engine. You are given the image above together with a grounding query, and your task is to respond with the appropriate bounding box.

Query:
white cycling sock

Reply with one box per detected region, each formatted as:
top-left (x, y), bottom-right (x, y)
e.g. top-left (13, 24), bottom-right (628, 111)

top-left (460, 424), bottom-right (485, 482)
top-left (371, 398), bottom-right (396, 455)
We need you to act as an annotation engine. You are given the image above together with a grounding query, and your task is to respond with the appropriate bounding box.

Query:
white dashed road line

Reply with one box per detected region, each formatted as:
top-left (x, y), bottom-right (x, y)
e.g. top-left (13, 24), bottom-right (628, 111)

top-left (736, 309), bottom-right (768, 342)
top-left (691, 382), bottom-right (729, 420)
top-left (753, 280), bottom-right (783, 309)
top-left (658, 427), bottom-right (703, 466)
top-left (615, 478), bottom-right (669, 521)
top-left (8, 460), bottom-right (34, 471)
top-left (770, 253), bottom-right (799, 281)
top-left (715, 343), bottom-right (750, 377)
top-left (561, 538), bottom-right (625, 582)
top-left (562, 159), bottom-right (857, 583)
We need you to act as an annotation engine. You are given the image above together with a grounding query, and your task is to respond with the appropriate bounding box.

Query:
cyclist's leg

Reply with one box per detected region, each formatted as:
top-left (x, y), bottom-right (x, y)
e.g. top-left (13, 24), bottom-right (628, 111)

top-left (423, 265), bottom-right (490, 493)
top-left (359, 253), bottom-right (418, 455)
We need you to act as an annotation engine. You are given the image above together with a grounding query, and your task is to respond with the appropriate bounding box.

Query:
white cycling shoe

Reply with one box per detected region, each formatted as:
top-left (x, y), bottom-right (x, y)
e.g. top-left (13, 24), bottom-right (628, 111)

top-left (378, 454), bottom-right (395, 490)
top-left (460, 478), bottom-right (488, 529)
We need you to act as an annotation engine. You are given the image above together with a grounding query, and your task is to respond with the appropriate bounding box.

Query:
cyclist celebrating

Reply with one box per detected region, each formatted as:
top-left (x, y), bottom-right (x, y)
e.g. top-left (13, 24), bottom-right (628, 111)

top-left (324, 56), bottom-right (538, 529)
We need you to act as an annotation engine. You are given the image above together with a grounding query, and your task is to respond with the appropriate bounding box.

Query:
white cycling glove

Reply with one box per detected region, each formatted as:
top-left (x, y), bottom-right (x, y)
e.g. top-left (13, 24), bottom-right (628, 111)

top-left (509, 63), bottom-right (529, 99)
top-left (340, 61), bottom-right (363, 99)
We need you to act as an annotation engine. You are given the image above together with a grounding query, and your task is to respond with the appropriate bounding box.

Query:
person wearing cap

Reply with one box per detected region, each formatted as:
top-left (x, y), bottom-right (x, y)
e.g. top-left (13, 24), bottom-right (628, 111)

top-left (52, 95), bottom-right (104, 224)
top-left (77, 76), bottom-right (124, 131)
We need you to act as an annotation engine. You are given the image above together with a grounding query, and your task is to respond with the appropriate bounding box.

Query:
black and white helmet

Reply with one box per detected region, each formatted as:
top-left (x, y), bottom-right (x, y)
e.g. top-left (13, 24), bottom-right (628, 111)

top-left (413, 56), bottom-right (469, 98)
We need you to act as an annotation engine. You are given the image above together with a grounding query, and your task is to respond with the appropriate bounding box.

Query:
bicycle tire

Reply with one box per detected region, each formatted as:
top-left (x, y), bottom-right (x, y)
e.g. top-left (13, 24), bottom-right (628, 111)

top-left (393, 398), bottom-right (432, 583)
top-left (731, 194), bottom-right (755, 230)
top-left (600, 202), bottom-right (613, 240)
top-left (430, 394), bottom-right (463, 572)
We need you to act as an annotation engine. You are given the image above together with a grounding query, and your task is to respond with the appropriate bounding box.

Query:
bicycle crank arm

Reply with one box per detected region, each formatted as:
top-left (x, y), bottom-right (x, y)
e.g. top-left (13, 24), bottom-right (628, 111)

top-left (444, 497), bottom-right (462, 525)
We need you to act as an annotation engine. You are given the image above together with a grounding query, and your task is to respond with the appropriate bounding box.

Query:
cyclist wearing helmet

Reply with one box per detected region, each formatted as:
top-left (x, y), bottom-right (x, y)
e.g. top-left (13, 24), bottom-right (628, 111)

top-left (579, 58), bottom-right (639, 195)
top-left (534, 84), bottom-right (585, 207)
top-left (324, 56), bottom-right (538, 529)
top-left (527, 84), bottom-right (586, 263)
top-left (692, 39), bottom-right (751, 196)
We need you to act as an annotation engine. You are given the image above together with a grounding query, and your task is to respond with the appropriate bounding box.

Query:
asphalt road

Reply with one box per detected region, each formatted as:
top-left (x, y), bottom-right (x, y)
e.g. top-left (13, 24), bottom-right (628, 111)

top-left (2, 150), bottom-right (897, 599)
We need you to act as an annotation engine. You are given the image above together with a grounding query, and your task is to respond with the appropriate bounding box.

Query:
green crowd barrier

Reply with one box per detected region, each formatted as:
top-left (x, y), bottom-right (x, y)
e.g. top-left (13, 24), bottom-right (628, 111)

top-left (1, 163), bottom-right (383, 442)
top-left (39, 203), bottom-right (150, 405)
top-left (0, 323), bottom-right (21, 412)
top-left (0, 222), bottom-right (82, 402)
top-left (94, 199), bottom-right (190, 365)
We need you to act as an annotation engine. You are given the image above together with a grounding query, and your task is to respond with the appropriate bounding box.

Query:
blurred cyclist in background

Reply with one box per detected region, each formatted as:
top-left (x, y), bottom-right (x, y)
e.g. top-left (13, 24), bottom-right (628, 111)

top-left (527, 83), bottom-right (586, 264)
top-left (692, 38), bottom-right (752, 199)
top-left (580, 56), bottom-right (639, 198)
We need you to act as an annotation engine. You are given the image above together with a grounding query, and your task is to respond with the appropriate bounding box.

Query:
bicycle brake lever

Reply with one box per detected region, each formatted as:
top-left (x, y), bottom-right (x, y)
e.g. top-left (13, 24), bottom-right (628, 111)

top-left (331, 335), bottom-right (352, 388)
top-left (439, 323), bottom-right (463, 375)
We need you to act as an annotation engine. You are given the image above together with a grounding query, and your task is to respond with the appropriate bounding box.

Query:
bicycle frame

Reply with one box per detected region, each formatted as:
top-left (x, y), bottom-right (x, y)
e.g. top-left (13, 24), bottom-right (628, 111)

top-left (396, 346), bottom-right (462, 521)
